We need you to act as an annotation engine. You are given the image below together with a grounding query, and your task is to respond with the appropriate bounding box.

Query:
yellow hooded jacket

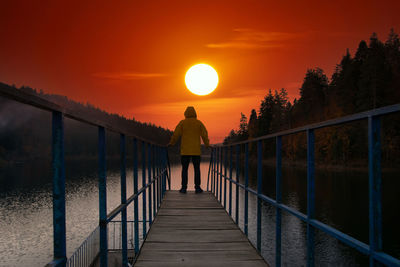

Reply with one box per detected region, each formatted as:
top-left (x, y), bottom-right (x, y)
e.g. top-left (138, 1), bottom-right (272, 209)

top-left (169, 106), bottom-right (210, 155)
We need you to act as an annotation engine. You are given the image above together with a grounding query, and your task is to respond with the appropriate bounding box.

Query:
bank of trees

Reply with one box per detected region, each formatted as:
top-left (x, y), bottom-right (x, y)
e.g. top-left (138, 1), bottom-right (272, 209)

top-left (0, 85), bottom-right (172, 164)
top-left (224, 30), bottom-right (400, 166)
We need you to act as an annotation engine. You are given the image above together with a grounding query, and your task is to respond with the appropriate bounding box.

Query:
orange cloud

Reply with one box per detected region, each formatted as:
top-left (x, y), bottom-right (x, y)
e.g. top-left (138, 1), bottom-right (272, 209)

top-left (92, 72), bottom-right (169, 80)
top-left (206, 28), bottom-right (306, 49)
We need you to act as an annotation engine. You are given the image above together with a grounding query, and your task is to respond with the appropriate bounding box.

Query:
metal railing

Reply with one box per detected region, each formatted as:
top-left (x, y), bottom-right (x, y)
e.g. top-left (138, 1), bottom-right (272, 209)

top-left (207, 103), bottom-right (400, 267)
top-left (66, 227), bottom-right (100, 267)
top-left (0, 83), bottom-right (170, 267)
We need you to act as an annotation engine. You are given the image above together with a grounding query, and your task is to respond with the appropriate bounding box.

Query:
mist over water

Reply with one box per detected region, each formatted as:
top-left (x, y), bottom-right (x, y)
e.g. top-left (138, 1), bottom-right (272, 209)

top-left (0, 159), bottom-right (399, 266)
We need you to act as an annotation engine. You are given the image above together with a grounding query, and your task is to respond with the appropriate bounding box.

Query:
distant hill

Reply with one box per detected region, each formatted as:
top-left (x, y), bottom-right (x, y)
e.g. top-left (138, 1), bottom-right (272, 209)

top-left (0, 83), bottom-right (173, 164)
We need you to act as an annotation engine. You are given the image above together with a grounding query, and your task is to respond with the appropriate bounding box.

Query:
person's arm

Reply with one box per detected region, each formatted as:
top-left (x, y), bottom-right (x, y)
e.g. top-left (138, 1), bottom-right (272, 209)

top-left (168, 121), bottom-right (183, 146)
top-left (200, 121), bottom-right (210, 147)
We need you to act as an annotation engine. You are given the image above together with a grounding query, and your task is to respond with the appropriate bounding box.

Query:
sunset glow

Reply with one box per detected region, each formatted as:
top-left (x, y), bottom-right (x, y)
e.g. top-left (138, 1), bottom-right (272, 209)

top-left (0, 0), bottom-right (399, 143)
top-left (185, 64), bottom-right (219, 96)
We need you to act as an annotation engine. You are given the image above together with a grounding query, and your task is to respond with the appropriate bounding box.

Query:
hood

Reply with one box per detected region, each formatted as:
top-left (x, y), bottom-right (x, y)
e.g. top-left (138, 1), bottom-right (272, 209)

top-left (184, 106), bottom-right (197, 118)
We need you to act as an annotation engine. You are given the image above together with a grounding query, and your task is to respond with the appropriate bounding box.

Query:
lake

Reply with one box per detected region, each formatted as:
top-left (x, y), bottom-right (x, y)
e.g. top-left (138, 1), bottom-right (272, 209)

top-left (0, 158), bottom-right (399, 266)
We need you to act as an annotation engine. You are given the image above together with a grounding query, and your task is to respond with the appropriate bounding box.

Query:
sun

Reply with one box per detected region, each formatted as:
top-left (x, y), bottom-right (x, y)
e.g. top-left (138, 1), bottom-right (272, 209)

top-left (185, 64), bottom-right (219, 96)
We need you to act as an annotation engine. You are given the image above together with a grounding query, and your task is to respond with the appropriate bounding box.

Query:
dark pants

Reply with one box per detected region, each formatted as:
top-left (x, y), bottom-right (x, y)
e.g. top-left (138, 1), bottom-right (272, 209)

top-left (181, 155), bottom-right (201, 189)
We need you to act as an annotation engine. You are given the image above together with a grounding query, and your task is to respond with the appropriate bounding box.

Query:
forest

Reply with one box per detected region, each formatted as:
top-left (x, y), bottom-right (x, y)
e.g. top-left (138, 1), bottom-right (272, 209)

top-left (224, 29), bottom-right (400, 167)
top-left (0, 85), bottom-right (173, 166)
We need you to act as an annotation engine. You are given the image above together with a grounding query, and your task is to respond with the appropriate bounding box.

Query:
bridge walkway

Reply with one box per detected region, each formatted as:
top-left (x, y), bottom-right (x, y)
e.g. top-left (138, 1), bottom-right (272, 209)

top-left (134, 190), bottom-right (269, 267)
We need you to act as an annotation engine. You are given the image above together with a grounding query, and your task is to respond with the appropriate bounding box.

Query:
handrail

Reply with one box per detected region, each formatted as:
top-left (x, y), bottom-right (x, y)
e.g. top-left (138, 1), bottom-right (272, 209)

top-left (208, 103), bottom-right (400, 267)
top-left (0, 83), bottom-right (170, 267)
top-left (212, 103), bottom-right (400, 147)
top-left (0, 82), bottom-right (166, 147)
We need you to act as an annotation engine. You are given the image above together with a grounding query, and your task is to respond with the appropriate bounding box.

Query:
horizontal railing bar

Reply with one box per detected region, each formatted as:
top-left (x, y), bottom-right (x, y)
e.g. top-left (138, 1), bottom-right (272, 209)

top-left (310, 219), bottom-right (369, 255)
top-left (212, 103), bottom-right (400, 147)
top-left (106, 172), bottom-right (165, 222)
top-left (0, 83), bottom-right (166, 147)
top-left (214, 168), bottom-right (382, 258)
top-left (279, 203), bottom-right (307, 222)
top-left (373, 251), bottom-right (400, 266)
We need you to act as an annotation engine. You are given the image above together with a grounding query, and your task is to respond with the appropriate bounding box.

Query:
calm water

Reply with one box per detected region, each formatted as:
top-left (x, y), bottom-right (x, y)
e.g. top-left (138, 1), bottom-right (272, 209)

top-left (0, 158), bottom-right (399, 266)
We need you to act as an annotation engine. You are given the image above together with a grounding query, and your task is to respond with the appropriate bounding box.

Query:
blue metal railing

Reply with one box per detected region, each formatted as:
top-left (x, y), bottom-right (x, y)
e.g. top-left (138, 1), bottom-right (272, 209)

top-left (66, 227), bottom-right (100, 267)
top-left (0, 84), bottom-right (170, 267)
top-left (207, 103), bottom-right (400, 267)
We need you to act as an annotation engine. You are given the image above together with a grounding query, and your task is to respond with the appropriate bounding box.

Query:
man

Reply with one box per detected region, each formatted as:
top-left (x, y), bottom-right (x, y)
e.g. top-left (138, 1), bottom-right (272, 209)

top-left (168, 106), bottom-right (210, 193)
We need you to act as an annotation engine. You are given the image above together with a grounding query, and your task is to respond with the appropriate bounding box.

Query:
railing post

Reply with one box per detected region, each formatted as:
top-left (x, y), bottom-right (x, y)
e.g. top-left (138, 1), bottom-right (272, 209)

top-left (214, 148), bottom-right (217, 195)
top-left (257, 140), bottom-right (263, 252)
top-left (98, 126), bottom-right (108, 267)
top-left (52, 111), bottom-right (66, 266)
top-left (207, 148), bottom-right (212, 192)
top-left (120, 134), bottom-right (128, 266)
top-left (219, 147), bottom-right (223, 203)
top-left (307, 129), bottom-right (315, 267)
top-left (133, 138), bottom-right (139, 256)
top-left (215, 148), bottom-right (219, 198)
top-left (276, 136), bottom-right (282, 267)
top-left (156, 146), bottom-right (160, 209)
top-left (229, 145), bottom-right (233, 216)
top-left (368, 115), bottom-right (382, 267)
top-left (211, 148), bottom-right (215, 194)
top-left (161, 147), bottom-right (165, 198)
top-left (161, 148), bottom-right (165, 197)
top-left (224, 147), bottom-right (227, 209)
top-left (142, 141), bottom-right (147, 238)
top-left (152, 145), bottom-right (156, 219)
top-left (244, 143), bottom-right (249, 236)
top-left (235, 144), bottom-right (240, 225)
top-left (147, 143), bottom-right (152, 225)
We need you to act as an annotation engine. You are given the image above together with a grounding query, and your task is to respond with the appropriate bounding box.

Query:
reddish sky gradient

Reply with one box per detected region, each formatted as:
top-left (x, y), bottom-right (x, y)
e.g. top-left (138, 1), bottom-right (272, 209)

top-left (1, 0), bottom-right (399, 143)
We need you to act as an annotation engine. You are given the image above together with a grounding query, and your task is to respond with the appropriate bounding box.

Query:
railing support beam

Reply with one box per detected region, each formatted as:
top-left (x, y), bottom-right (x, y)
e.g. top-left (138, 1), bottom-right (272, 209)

top-left (307, 129), bottom-right (315, 267)
top-left (133, 138), bottom-right (140, 255)
top-left (244, 143), bottom-right (249, 236)
top-left (142, 141), bottom-right (147, 238)
top-left (276, 136), bottom-right (282, 267)
top-left (235, 144), bottom-right (240, 225)
top-left (51, 111), bottom-right (66, 266)
top-left (257, 140), bottom-right (263, 252)
top-left (98, 126), bottom-right (108, 267)
top-left (120, 134), bottom-right (128, 266)
top-left (368, 115), bottom-right (382, 267)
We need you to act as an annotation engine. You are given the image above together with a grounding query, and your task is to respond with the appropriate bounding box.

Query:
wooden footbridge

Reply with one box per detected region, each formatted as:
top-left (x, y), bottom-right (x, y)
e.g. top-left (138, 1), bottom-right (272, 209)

top-left (1, 83), bottom-right (400, 267)
top-left (134, 191), bottom-right (268, 267)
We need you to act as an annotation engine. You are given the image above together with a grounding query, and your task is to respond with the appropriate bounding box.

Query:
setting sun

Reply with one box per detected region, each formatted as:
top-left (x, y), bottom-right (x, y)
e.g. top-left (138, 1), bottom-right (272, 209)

top-left (185, 64), bottom-right (219, 96)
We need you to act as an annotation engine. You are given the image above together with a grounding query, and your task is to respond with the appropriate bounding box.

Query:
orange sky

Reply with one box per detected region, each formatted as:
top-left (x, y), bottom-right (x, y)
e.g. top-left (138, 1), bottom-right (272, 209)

top-left (0, 0), bottom-right (399, 143)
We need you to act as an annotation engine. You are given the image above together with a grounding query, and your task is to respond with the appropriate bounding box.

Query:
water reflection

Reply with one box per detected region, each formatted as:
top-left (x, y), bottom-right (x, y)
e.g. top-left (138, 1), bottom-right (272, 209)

top-left (0, 158), bottom-right (399, 266)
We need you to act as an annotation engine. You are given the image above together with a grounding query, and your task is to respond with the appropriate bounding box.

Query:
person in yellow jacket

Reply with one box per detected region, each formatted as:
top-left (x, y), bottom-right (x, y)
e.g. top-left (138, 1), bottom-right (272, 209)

top-left (168, 106), bottom-right (210, 193)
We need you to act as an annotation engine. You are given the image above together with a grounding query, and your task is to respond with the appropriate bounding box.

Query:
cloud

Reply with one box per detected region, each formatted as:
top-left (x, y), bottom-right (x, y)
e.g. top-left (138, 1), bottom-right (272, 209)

top-left (92, 72), bottom-right (168, 80)
top-left (206, 28), bottom-right (305, 50)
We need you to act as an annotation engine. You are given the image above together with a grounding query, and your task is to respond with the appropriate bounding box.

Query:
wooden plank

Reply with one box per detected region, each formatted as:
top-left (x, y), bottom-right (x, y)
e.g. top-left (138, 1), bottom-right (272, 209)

top-left (140, 241), bottom-right (254, 251)
top-left (145, 229), bottom-right (246, 242)
top-left (134, 190), bottom-right (269, 266)
top-left (161, 201), bottom-right (222, 209)
top-left (156, 208), bottom-right (227, 216)
top-left (154, 215), bottom-right (233, 224)
top-left (137, 250), bottom-right (263, 261)
top-left (135, 260), bottom-right (269, 267)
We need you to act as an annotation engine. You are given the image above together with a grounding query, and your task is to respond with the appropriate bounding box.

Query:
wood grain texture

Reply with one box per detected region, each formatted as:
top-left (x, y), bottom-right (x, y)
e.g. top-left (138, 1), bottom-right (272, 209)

top-left (134, 191), bottom-right (269, 266)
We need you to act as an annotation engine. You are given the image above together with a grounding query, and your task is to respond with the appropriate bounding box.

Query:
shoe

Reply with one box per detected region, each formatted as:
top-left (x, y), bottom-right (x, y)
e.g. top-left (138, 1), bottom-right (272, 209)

top-left (195, 187), bottom-right (203, 194)
top-left (179, 188), bottom-right (187, 194)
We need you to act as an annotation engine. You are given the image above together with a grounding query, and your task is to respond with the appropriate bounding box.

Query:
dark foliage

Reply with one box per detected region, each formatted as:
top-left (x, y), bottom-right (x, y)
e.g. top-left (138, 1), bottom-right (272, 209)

top-left (0, 86), bottom-right (172, 164)
top-left (224, 30), bottom-right (400, 166)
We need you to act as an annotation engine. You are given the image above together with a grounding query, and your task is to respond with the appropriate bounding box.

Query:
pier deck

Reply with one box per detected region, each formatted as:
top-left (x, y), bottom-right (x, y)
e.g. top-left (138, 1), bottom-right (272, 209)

top-left (134, 190), bottom-right (269, 267)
